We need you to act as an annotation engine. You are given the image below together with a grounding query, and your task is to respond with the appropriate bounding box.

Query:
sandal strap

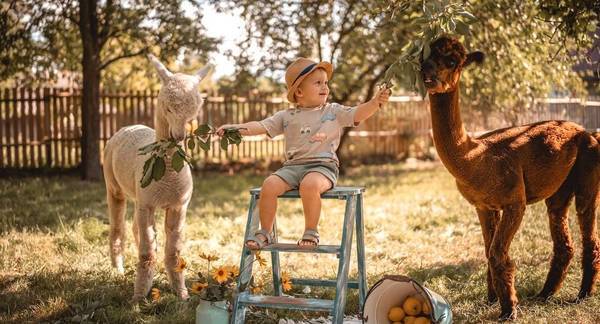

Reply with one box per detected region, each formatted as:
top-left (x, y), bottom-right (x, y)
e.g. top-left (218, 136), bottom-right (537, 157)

top-left (298, 229), bottom-right (320, 245)
top-left (246, 229), bottom-right (273, 248)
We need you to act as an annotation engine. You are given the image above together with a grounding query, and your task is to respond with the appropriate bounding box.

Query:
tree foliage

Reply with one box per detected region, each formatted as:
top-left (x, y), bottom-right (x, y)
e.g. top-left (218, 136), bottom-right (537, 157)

top-left (0, 0), bottom-right (217, 85)
top-left (212, 0), bottom-right (594, 118)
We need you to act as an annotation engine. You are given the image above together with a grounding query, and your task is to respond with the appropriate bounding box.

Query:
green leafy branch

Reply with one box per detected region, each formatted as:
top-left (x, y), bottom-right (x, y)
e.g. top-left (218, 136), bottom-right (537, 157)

top-left (381, 0), bottom-right (478, 98)
top-left (137, 125), bottom-right (245, 188)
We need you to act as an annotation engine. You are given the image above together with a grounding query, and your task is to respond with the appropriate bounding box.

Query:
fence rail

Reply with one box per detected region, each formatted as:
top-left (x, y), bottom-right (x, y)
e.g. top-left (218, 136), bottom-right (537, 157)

top-left (1, 87), bottom-right (600, 169)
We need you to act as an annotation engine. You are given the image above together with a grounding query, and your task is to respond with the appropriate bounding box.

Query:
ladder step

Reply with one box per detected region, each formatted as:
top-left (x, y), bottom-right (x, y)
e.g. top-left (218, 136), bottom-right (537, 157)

top-left (260, 243), bottom-right (340, 254)
top-left (292, 278), bottom-right (359, 289)
top-left (237, 292), bottom-right (334, 312)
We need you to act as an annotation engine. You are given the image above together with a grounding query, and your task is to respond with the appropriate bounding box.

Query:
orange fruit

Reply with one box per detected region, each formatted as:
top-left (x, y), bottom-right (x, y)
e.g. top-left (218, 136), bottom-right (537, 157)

top-left (402, 296), bottom-right (422, 316)
top-left (404, 316), bottom-right (417, 324)
top-left (414, 317), bottom-right (431, 324)
top-left (422, 300), bottom-right (431, 315)
top-left (388, 306), bottom-right (405, 321)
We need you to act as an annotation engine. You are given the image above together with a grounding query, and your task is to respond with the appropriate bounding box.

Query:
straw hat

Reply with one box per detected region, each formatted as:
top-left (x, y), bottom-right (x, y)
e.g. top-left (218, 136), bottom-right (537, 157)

top-left (285, 58), bottom-right (333, 103)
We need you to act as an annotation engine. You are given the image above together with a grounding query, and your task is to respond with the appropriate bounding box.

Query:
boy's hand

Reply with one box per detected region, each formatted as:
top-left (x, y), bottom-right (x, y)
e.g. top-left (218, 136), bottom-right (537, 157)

top-left (373, 87), bottom-right (391, 107)
top-left (216, 124), bottom-right (236, 137)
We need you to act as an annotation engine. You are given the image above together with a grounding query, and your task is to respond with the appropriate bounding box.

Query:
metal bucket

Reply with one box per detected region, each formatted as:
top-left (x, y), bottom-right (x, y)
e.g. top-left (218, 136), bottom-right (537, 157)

top-left (362, 275), bottom-right (452, 323)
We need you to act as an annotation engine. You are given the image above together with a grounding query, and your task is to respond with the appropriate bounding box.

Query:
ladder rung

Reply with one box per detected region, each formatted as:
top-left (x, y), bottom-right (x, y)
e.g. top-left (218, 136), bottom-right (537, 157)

top-left (237, 292), bottom-right (334, 312)
top-left (259, 243), bottom-right (340, 254)
top-left (291, 278), bottom-right (359, 289)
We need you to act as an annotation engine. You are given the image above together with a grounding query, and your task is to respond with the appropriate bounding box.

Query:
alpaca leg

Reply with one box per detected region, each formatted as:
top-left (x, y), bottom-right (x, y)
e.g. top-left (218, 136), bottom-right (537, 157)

top-left (490, 203), bottom-right (525, 321)
top-left (575, 182), bottom-right (600, 299)
top-left (164, 205), bottom-right (189, 300)
top-left (108, 191), bottom-right (127, 274)
top-left (132, 206), bottom-right (157, 301)
top-left (537, 186), bottom-right (575, 299)
top-left (477, 208), bottom-right (500, 303)
top-left (132, 203), bottom-right (140, 249)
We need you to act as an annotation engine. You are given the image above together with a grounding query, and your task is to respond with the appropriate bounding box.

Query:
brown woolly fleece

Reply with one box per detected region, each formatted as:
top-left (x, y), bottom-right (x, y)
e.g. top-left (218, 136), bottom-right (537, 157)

top-left (421, 36), bottom-right (600, 320)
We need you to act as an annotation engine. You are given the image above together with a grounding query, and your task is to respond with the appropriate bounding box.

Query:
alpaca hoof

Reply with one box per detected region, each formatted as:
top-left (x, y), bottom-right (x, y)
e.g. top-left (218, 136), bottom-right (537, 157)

top-left (177, 289), bottom-right (189, 300)
top-left (577, 289), bottom-right (593, 301)
top-left (498, 308), bottom-right (517, 321)
top-left (112, 256), bottom-right (125, 274)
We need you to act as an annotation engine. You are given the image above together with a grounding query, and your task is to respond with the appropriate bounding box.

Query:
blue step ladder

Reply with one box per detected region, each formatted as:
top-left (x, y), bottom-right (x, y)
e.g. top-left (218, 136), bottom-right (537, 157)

top-left (231, 186), bottom-right (367, 324)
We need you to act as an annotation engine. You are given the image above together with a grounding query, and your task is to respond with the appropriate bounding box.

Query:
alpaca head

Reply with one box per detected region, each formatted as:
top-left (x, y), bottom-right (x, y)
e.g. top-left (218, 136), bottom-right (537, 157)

top-left (420, 36), bottom-right (484, 94)
top-left (148, 54), bottom-right (211, 142)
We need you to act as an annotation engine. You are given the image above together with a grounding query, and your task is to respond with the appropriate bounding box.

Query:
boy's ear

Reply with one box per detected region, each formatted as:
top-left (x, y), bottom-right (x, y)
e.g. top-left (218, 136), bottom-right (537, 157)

top-left (464, 51), bottom-right (484, 67)
top-left (294, 88), bottom-right (303, 99)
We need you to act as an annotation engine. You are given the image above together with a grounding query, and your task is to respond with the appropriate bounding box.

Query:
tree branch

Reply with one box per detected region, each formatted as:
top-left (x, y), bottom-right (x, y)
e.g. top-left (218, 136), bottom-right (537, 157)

top-left (99, 48), bottom-right (146, 70)
top-left (98, 0), bottom-right (115, 48)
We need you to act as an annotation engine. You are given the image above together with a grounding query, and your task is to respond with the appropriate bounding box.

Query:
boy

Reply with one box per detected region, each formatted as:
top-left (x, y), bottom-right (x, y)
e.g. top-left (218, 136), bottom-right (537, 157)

top-left (217, 57), bottom-right (390, 249)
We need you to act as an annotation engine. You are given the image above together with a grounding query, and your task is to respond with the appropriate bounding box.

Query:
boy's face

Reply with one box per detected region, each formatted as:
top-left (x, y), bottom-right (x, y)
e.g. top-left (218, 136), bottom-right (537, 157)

top-left (295, 68), bottom-right (329, 107)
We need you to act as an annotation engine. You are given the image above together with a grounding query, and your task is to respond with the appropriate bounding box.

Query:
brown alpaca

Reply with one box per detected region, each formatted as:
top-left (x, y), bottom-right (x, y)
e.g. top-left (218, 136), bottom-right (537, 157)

top-left (421, 36), bottom-right (600, 320)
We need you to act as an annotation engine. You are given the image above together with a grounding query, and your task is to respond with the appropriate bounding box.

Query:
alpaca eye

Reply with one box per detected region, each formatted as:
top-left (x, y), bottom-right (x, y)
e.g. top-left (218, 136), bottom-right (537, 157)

top-left (448, 60), bottom-right (457, 67)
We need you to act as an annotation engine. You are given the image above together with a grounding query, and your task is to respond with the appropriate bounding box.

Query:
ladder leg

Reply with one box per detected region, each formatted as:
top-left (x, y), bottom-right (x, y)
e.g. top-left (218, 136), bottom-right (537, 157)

top-left (231, 194), bottom-right (259, 324)
top-left (271, 220), bottom-right (283, 296)
top-left (332, 196), bottom-right (356, 324)
top-left (356, 193), bottom-right (367, 310)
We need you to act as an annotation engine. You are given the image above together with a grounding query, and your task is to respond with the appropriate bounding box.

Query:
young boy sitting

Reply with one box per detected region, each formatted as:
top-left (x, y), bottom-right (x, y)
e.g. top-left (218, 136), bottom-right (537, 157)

top-left (216, 57), bottom-right (390, 249)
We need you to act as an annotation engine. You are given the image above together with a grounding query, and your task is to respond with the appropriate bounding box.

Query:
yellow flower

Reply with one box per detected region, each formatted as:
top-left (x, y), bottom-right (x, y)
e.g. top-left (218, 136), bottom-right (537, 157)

top-left (226, 265), bottom-right (240, 278)
top-left (255, 252), bottom-right (267, 267)
top-left (281, 271), bottom-right (293, 292)
top-left (212, 266), bottom-right (230, 284)
top-left (174, 255), bottom-right (186, 273)
top-left (200, 252), bottom-right (220, 262)
top-left (151, 288), bottom-right (160, 301)
top-left (191, 282), bottom-right (209, 294)
top-left (251, 283), bottom-right (263, 294)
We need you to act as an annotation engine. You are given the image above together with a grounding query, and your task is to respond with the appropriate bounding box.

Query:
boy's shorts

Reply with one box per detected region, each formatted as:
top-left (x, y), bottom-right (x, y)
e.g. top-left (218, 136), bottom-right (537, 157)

top-left (273, 161), bottom-right (339, 189)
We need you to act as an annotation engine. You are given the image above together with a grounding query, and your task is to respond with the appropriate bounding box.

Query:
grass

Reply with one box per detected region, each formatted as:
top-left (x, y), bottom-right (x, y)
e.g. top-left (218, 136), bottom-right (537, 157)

top-left (1, 161), bottom-right (600, 323)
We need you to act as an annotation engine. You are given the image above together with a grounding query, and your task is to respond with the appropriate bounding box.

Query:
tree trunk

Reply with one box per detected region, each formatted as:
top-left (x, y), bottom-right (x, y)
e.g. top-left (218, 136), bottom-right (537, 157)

top-left (79, 0), bottom-right (102, 181)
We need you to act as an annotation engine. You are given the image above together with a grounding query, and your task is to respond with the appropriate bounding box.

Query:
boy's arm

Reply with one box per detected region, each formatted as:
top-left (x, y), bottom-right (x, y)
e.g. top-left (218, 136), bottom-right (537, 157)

top-left (216, 121), bottom-right (267, 136)
top-left (353, 88), bottom-right (391, 123)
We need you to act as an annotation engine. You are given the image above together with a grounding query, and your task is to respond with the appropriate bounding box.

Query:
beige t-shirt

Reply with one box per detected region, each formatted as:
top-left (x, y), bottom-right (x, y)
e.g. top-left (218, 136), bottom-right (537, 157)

top-left (260, 103), bottom-right (358, 166)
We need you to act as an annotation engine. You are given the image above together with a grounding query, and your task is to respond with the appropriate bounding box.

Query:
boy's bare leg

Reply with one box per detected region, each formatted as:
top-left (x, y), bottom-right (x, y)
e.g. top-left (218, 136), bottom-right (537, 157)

top-left (246, 175), bottom-right (291, 249)
top-left (298, 172), bottom-right (332, 246)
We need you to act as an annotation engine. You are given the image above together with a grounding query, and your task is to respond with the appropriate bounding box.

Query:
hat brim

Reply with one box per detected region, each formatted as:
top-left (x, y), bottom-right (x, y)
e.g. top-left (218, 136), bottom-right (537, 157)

top-left (287, 62), bottom-right (333, 103)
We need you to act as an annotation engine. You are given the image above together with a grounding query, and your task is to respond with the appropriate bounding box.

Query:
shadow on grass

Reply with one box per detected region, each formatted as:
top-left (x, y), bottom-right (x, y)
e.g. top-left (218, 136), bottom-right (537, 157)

top-left (0, 269), bottom-right (199, 324)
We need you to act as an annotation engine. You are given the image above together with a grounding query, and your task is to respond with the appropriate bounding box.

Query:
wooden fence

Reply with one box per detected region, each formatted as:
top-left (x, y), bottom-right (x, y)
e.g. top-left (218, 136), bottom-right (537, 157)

top-left (1, 88), bottom-right (600, 169)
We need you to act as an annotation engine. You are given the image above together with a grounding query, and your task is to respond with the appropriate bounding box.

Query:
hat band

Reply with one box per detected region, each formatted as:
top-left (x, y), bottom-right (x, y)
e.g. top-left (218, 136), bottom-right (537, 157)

top-left (291, 63), bottom-right (317, 86)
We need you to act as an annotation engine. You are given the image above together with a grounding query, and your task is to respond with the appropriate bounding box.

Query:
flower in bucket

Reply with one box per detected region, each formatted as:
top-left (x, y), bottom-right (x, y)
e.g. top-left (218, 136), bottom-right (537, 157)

top-left (212, 266), bottom-right (231, 284)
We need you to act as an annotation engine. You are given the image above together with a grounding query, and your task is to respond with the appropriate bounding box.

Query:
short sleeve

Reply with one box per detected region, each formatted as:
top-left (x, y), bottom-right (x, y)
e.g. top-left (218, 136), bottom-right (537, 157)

top-left (259, 110), bottom-right (286, 138)
top-left (329, 103), bottom-right (358, 128)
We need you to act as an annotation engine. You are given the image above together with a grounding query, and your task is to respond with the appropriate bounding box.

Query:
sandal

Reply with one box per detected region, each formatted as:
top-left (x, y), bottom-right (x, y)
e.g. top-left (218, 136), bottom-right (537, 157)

top-left (245, 229), bottom-right (273, 250)
top-left (297, 229), bottom-right (320, 248)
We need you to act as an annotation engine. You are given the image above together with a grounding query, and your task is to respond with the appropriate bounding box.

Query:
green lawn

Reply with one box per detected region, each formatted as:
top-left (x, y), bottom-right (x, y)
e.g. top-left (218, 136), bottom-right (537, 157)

top-left (1, 162), bottom-right (599, 323)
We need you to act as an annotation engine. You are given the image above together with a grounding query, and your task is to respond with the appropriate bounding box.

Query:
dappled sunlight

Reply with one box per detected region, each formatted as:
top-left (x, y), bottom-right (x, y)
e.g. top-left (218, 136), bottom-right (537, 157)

top-left (1, 163), bottom-right (600, 322)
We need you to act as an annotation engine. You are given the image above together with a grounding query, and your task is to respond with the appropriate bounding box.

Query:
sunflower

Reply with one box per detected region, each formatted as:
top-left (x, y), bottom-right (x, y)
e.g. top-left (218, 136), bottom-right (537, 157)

top-left (212, 266), bottom-right (230, 284)
top-left (200, 252), bottom-right (219, 262)
top-left (151, 288), bottom-right (160, 301)
top-left (191, 281), bottom-right (209, 294)
top-left (281, 271), bottom-right (293, 292)
top-left (251, 283), bottom-right (263, 294)
top-left (226, 265), bottom-right (240, 278)
top-left (255, 252), bottom-right (267, 267)
top-left (174, 255), bottom-right (186, 272)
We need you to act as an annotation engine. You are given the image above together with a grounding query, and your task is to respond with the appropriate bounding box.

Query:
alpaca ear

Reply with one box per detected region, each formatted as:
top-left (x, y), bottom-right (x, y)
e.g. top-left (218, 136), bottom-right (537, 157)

top-left (195, 64), bottom-right (212, 83)
top-left (148, 54), bottom-right (173, 83)
top-left (464, 51), bottom-right (485, 67)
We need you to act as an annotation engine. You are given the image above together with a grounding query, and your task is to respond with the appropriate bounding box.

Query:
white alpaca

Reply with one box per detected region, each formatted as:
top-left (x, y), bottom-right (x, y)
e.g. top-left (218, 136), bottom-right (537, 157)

top-left (103, 55), bottom-right (210, 301)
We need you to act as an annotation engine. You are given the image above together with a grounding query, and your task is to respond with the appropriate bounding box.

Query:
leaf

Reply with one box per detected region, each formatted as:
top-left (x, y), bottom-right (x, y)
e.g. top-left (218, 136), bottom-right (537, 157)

top-left (172, 151), bottom-right (184, 172)
top-left (198, 138), bottom-right (210, 151)
top-left (448, 18), bottom-right (456, 32)
top-left (153, 156), bottom-right (166, 181)
top-left (422, 42), bottom-right (431, 60)
top-left (416, 72), bottom-right (427, 99)
top-left (457, 11), bottom-right (477, 22)
top-left (194, 124), bottom-right (212, 136)
top-left (220, 136), bottom-right (229, 150)
top-left (455, 20), bottom-right (470, 35)
top-left (138, 142), bottom-right (158, 155)
top-left (141, 156), bottom-right (155, 188)
top-left (187, 138), bottom-right (195, 150)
